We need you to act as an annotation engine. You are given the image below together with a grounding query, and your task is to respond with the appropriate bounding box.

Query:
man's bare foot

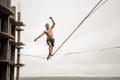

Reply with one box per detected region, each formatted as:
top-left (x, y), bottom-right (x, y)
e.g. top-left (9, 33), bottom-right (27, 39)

top-left (47, 55), bottom-right (50, 60)
top-left (47, 54), bottom-right (54, 60)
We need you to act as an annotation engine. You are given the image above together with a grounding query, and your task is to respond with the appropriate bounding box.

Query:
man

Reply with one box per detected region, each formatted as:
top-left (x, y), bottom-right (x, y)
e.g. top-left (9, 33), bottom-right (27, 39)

top-left (34, 17), bottom-right (55, 60)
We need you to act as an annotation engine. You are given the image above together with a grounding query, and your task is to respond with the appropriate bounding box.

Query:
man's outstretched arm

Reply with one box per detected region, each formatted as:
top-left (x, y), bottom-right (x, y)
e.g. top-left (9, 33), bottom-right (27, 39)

top-left (49, 17), bottom-right (55, 29)
top-left (34, 32), bottom-right (45, 42)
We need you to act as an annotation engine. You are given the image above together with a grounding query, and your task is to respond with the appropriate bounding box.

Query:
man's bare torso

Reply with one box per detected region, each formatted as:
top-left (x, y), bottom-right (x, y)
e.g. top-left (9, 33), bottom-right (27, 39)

top-left (44, 28), bottom-right (53, 39)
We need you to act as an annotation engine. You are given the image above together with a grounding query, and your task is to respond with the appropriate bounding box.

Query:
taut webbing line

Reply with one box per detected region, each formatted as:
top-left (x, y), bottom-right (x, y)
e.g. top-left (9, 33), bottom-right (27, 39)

top-left (52, 0), bottom-right (108, 56)
top-left (22, 45), bottom-right (120, 59)
top-left (89, 0), bottom-right (108, 16)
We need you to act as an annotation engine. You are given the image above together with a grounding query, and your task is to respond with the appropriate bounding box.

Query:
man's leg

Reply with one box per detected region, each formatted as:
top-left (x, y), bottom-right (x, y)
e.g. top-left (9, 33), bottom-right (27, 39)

top-left (50, 45), bottom-right (53, 55)
top-left (50, 39), bottom-right (54, 56)
top-left (47, 42), bottom-right (52, 60)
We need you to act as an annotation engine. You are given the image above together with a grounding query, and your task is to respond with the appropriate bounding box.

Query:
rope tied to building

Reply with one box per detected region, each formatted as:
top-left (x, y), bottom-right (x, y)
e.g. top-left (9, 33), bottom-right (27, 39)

top-left (22, 45), bottom-right (120, 60)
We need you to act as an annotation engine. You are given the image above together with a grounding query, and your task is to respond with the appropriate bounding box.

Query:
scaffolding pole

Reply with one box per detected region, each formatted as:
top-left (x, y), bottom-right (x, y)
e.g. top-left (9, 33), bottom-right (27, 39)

top-left (16, 11), bottom-right (21, 80)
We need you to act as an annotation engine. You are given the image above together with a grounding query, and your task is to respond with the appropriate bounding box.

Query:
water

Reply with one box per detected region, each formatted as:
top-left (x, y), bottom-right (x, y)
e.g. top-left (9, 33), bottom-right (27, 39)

top-left (20, 77), bottom-right (120, 80)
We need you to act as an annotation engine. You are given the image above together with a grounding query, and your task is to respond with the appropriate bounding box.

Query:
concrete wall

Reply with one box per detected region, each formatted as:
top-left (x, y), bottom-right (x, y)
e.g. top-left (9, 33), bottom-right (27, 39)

top-left (0, 0), bottom-right (11, 8)
top-left (0, 0), bottom-right (16, 80)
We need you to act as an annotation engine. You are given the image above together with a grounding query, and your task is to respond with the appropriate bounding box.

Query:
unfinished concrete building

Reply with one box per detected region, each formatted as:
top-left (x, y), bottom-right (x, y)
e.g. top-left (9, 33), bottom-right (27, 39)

top-left (0, 0), bottom-right (24, 80)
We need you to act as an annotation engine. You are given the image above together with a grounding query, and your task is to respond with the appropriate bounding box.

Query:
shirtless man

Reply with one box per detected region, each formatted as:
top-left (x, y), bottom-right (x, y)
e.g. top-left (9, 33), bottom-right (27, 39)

top-left (34, 17), bottom-right (55, 60)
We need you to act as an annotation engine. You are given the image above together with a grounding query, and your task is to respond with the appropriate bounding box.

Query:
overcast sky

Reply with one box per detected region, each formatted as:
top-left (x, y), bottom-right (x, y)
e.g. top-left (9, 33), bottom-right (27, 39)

top-left (11, 0), bottom-right (120, 77)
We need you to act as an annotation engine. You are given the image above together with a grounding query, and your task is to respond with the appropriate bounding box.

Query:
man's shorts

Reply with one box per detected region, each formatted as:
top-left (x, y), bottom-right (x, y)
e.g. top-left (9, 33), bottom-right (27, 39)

top-left (46, 38), bottom-right (55, 47)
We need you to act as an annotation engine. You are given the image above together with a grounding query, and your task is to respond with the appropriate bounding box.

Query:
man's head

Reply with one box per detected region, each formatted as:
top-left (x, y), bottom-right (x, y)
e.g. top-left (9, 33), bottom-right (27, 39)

top-left (45, 23), bottom-right (49, 29)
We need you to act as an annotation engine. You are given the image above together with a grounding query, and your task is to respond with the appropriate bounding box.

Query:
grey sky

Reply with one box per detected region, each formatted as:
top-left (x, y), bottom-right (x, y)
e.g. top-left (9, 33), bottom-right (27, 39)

top-left (12, 0), bottom-right (120, 77)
